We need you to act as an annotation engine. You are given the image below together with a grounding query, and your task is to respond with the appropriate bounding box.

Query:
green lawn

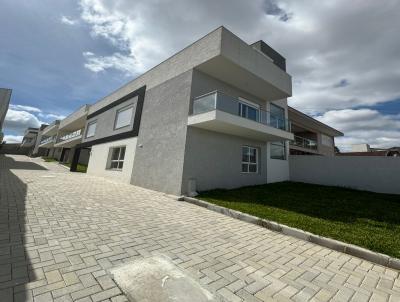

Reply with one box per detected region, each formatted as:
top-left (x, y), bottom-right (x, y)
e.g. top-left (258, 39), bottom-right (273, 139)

top-left (198, 182), bottom-right (400, 258)
top-left (41, 156), bottom-right (57, 162)
top-left (61, 162), bottom-right (88, 173)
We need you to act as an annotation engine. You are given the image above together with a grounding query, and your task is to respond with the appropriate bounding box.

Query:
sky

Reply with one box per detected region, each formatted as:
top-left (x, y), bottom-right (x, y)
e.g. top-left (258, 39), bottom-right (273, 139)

top-left (1, 0), bottom-right (399, 150)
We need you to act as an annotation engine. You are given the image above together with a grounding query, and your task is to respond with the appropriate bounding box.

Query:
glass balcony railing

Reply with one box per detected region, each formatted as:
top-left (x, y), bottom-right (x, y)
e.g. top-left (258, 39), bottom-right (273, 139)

top-left (192, 91), bottom-right (291, 132)
top-left (290, 135), bottom-right (318, 150)
top-left (58, 129), bottom-right (82, 142)
top-left (40, 136), bottom-right (55, 145)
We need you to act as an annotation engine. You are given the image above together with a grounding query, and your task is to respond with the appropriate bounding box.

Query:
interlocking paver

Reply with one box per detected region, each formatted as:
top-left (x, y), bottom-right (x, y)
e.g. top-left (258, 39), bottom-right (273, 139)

top-left (1, 154), bottom-right (400, 301)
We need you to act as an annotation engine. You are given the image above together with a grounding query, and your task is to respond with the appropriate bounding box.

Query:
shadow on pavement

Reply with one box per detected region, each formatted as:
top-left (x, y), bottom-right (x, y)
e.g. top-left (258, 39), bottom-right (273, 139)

top-left (0, 155), bottom-right (45, 301)
top-left (0, 155), bottom-right (47, 171)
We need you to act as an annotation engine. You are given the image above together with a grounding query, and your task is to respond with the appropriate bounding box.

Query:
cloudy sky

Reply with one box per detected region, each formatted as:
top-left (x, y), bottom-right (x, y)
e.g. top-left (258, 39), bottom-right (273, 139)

top-left (1, 0), bottom-right (399, 149)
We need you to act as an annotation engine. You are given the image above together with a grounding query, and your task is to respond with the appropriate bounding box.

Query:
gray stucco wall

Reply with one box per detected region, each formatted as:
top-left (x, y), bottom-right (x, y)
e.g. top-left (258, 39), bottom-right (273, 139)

top-left (290, 155), bottom-right (400, 194)
top-left (182, 127), bottom-right (268, 194)
top-left (130, 71), bottom-right (193, 195)
top-left (0, 88), bottom-right (12, 131)
top-left (181, 69), bottom-right (290, 194)
top-left (82, 96), bottom-right (138, 143)
top-left (32, 131), bottom-right (44, 155)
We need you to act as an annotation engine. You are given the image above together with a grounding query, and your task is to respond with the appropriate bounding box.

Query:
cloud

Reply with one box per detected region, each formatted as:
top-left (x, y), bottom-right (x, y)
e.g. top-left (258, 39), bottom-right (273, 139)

top-left (263, 0), bottom-right (293, 22)
top-left (3, 109), bottom-right (42, 132)
top-left (51, 0), bottom-right (400, 149)
top-left (37, 112), bottom-right (66, 120)
top-left (2, 135), bottom-right (23, 143)
top-left (83, 51), bottom-right (136, 75)
top-left (316, 109), bottom-right (400, 149)
top-left (76, 0), bottom-right (400, 109)
top-left (61, 15), bottom-right (78, 25)
top-left (9, 104), bottom-right (42, 113)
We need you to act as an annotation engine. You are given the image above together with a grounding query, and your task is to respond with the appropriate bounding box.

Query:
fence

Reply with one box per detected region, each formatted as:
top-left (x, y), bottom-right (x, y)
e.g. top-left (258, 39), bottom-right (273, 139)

top-left (290, 155), bottom-right (400, 194)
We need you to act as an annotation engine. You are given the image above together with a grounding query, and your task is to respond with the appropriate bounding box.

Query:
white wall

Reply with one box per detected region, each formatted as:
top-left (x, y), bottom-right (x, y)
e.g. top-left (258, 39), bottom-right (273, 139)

top-left (87, 137), bottom-right (137, 184)
top-left (266, 141), bottom-right (290, 183)
top-left (290, 155), bottom-right (400, 194)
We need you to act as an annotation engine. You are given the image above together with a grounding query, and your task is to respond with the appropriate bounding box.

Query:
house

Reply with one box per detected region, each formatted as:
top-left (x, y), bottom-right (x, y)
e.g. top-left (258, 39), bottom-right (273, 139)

top-left (63, 26), bottom-right (294, 196)
top-left (20, 127), bottom-right (39, 155)
top-left (26, 27), bottom-right (343, 196)
top-left (35, 120), bottom-right (60, 158)
top-left (0, 88), bottom-right (12, 143)
top-left (338, 144), bottom-right (400, 157)
top-left (288, 107), bottom-right (343, 156)
top-left (32, 124), bottom-right (49, 156)
top-left (52, 104), bottom-right (90, 165)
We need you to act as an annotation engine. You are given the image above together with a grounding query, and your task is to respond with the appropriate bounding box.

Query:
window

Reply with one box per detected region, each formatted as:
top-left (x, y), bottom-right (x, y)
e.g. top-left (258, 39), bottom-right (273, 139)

top-left (241, 146), bottom-right (258, 173)
top-left (238, 100), bottom-right (259, 122)
top-left (108, 146), bottom-right (126, 170)
top-left (270, 103), bottom-right (286, 130)
top-left (115, 105), bottom-right (134, 129)
top-left (86, 121), bottom-right (97, 138)
top-left (271, 141), bottom-right (286, 160)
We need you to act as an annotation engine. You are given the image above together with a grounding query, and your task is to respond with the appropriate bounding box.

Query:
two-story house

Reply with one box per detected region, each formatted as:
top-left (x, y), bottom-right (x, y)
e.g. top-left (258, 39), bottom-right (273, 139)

top-left (29, 27), bottom-right (343, 196)
top-left (68, 27), bottom-right (293, 195)
top-left (20, 127), bottom-right (39, 155)
top-left (288, 107), bottom-right (343, 156)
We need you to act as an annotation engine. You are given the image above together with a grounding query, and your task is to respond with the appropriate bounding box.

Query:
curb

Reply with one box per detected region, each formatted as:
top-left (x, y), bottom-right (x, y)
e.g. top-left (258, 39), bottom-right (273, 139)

top-left (182, 196), bottom-right (400, 271)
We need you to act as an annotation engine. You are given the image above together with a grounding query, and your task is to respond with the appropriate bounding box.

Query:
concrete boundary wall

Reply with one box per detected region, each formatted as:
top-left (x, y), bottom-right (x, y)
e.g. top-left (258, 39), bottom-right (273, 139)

top-left (290, 155), bottom-right (400, 194)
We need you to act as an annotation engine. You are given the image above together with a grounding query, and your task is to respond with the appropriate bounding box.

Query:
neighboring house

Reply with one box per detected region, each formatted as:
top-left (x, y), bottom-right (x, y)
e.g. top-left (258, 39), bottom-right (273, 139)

top-left (338, 144), bottom-right (400, 157)
top-left (288, 107), bottom-right (343, 156)
top-left (0, 88), bottom-right (12, 143)
top-left (32, 124), bottom-right (49, 157)
top-left (20, 127), bottom-right (39, 155)
top-left (35, 120), bottom-right (60, 158)
top-left (53, 104), bottom-right (90, 165)
top-left (23, 27), bottom-right (343, 196)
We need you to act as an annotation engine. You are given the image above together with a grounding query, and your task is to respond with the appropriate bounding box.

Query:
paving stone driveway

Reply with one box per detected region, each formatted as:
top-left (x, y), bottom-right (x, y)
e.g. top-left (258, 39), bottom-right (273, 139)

top-left (1, 155), bottom-right (400, 302)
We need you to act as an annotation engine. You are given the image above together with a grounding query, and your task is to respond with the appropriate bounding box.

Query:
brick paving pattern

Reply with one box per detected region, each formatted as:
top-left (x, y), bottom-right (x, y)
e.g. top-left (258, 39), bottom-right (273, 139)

top-left (1, 154), bottom-right (399, 301)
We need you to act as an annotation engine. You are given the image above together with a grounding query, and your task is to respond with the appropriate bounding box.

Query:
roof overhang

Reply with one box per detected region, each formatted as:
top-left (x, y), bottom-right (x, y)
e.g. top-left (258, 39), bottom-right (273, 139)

top-left (288, 107), bottom-right (343, 137)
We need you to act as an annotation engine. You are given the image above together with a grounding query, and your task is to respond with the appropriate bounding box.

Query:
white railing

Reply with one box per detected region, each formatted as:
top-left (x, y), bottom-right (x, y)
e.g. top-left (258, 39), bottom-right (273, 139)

top-left (192, 91), bottom-right (291, 132)
top-left (58, 129), bottom-right (82, 142)
top-left (290, 135), bottom-right (318, 150)
top-left (40, 136), bottom-right (55, 145)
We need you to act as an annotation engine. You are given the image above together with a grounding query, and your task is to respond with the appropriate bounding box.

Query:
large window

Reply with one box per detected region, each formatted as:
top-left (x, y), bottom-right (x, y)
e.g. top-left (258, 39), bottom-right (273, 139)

top-left (238, 100), bottom-right (259, 122)
top-left (108, 146), bottom-right (126, 170)
top-left (86, 121), bottom-right (97, 138)
top-left (115, 105), bottom-right (134, 129)
top-left (241, 146), bottom-right (258, 173)
top-left (271, 141), bottom-right (286, 160)
top-left (270, 103), bottom-right (286, 130)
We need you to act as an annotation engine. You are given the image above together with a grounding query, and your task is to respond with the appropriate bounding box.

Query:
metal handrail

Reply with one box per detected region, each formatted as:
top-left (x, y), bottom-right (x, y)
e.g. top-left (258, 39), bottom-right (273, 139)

top-left (290, 135), bottom-right (318, 150)
top-left (40, 136), bottom-right (55, 145)
top-left (58, 129), bottom-right (82, 142)
top-left (192, 91), bottom-right (291, 132)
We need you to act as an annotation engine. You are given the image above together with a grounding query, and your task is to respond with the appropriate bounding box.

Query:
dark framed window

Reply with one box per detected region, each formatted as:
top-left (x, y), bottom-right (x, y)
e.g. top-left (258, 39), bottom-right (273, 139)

top-left (108, 146), bottom-right (126, 170)
top-left (241, 146), bottom-right (258, 173)
top-left (271, 141), bottom-right (286, 160)
top-left (238, 101), bottom-right (259, 122)
top-left (270, 103), bottom-right (286, 130)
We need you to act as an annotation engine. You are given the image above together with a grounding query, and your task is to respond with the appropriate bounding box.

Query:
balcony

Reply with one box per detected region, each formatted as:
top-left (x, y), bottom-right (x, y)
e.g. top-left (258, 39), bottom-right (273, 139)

top-left (54, 129), bottom-right (83, 147)
top-left (39, 136), bottom-right (56, 147)
top-left (42, 121), bottom-right (60, 137)
top-left (188, 91), bottom-right (294, 142)
top-left (290, 135), bottom-right (318, 151)
top-left (59, 105), bottom-right (89, 132)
